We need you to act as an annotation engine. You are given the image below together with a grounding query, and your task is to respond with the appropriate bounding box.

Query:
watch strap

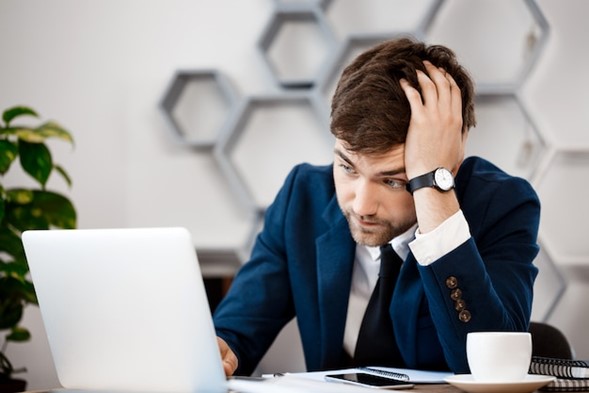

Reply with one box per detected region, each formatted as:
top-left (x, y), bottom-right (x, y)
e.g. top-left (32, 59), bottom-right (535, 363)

top-left (406, 171), bottom-right (436, 194)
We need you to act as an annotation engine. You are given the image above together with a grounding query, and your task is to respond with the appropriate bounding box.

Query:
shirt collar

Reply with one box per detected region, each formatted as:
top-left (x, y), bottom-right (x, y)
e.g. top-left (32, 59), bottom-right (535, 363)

top-left (365, 223), bottom-right (418, 262)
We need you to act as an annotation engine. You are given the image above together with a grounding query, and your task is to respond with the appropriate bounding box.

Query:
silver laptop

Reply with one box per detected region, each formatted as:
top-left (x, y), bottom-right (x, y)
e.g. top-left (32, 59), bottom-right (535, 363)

top-left (23, 227), bottom-right (227, 393)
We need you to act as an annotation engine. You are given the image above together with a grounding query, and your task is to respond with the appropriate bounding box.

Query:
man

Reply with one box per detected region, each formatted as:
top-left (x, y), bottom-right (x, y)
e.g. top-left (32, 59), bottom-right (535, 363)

top-left (213, 37), bottom-right (540, 376)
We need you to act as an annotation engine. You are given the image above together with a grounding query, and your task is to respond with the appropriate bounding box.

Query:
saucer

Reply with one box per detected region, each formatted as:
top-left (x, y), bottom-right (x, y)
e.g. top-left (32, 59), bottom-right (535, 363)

top-left (444, 374), bottom-right (555, 393)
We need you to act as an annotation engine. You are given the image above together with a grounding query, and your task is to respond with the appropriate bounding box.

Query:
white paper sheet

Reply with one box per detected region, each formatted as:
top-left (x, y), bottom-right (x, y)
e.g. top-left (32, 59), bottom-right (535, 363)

top-left (265, 366), bottom-right (454, 384)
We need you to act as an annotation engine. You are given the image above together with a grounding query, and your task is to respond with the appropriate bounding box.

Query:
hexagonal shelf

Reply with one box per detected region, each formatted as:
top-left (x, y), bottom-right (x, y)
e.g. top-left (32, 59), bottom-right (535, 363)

top-left (466, 93), bottom-right (546, 180)
top-left (426, 0), bottom-right (549, 92)
top-left (258, 6), bottom-right (338, 88)
top-left (214, 91), bottom-right (334, 213)
top-left (160, 70), bottom-right (239, 149)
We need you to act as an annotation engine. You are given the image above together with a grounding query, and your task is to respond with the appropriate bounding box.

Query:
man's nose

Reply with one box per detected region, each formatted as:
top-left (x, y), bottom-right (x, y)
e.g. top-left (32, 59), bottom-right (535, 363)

top-left (352, 180), bottom-right (378, 217)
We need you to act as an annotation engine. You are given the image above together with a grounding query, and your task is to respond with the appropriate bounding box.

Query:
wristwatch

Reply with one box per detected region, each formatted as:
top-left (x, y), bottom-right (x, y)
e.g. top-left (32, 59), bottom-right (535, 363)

top-left (406, 167), bottom-right (455, 194)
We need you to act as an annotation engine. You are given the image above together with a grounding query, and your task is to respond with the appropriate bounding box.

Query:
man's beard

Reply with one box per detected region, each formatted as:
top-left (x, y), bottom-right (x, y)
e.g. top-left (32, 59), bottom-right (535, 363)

top-left (341, 209), bottom-right (415, 247)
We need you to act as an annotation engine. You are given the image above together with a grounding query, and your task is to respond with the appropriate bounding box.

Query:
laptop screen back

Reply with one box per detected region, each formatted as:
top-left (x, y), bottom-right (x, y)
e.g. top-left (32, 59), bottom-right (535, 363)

top-left (23, 227), bottom-right (226, 393)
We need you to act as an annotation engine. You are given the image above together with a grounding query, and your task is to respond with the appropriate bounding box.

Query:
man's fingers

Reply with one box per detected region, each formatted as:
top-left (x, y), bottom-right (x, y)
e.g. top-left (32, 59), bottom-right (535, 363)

top-left (217, 337), bottom-right (238, 376)
top-left (400, 78), bottom-right (424, 111)
top-left (223, 354), bottom-right (238, 376)
top-left (416, 69), bottom-right (438, 106)
top-left (423, 61), bottom-right (452, 108)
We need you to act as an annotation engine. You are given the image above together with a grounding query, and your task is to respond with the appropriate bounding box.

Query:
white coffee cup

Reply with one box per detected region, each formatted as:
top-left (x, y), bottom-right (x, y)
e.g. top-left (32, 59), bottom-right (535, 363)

top-left (466, 332), bottom-right (532, 382)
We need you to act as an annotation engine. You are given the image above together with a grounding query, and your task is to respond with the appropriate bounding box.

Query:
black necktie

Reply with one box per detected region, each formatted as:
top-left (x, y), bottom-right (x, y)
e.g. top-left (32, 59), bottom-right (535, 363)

top-left (353, 244), bottom-right (404, 367)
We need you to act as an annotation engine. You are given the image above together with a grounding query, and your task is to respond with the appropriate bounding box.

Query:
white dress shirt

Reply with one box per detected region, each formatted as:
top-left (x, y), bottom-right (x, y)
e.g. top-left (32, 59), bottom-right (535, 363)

top-left (343, 209), bottom-right (471, 356)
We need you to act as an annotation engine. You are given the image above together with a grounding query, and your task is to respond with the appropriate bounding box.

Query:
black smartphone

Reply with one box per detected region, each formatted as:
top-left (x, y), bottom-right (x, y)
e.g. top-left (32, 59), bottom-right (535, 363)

top-left (324, 372), bottom-right (414, 390)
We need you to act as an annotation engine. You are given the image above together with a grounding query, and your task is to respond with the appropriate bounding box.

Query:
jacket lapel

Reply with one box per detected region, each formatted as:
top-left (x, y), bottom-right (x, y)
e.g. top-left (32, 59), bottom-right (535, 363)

top-left (315, 197), bottom-right (356, 368)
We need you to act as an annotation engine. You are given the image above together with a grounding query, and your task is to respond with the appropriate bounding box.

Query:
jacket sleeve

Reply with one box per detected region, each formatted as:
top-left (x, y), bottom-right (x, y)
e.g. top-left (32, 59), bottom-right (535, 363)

top-left (417, 174), bottom-right (540, 373)
top-left (212, 166), bottom-right (301, 375)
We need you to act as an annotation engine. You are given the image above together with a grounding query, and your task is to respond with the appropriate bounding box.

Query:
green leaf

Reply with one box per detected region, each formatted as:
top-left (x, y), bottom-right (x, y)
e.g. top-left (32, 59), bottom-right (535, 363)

top-left (3, 189), bottom-right (48, 231)
top-left (0, 277), bottom-right (26, 329)
top-left (0, 126), bottom-right (14, 136)
top-left (6, 327), bottom-right (32, 342)
top-left (5, 190), bottom-right (76, 230)
top-left (2, 106), bottom-right (38, 127)
top-left (0, 198), bottom-right (4, 225)
top-left (0, 140), bottom-right (18, 175)
top-left (0, 260), bottom-right (29, 277)
top-left (20, 280), bottom-right (37, 304)
top-left (5, 189), bottom-right (34, 204)
top-left (18, 140), bottom-right (53, 186)
top-left (3, 123), bottom-right (74, 145)
top-left (53, 164), bottom-right (73, 187)
top-left (3, 205), bottom-right (48, 231)
top-left (30, 190), bottom-right (76, 229)
top-left (36, 121), bottom-right (74, 145)
top-left (0, 302), bottom-right (23, 331)
top-left (10, 127), bottom-right (44, 143)
top-left (0, 227), bottom-right (25, 262)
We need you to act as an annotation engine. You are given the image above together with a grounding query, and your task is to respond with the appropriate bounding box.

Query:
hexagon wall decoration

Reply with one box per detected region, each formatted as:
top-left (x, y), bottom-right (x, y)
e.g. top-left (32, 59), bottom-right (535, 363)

top-left (160, 70), bottom-right (239, 149)
top-left (214, 91), bottom-right (333, 213)
top-left (257, 5), bottom-right (338, 88)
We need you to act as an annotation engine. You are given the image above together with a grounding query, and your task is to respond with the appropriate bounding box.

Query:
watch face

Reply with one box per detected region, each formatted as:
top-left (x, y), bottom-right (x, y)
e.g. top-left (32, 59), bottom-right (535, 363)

top-left (434, 168), bottom-right (454, 191)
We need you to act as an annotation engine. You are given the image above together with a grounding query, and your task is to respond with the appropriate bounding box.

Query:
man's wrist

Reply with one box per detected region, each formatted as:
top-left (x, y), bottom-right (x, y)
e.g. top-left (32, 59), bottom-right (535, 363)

top-left (409, 210), bottom-right (470, 266)
top-left (406, 167), bottom-right (455, 194)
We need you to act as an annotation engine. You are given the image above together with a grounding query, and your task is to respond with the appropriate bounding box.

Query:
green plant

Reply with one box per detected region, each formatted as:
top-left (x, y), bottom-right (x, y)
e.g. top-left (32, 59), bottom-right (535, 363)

top-left (0, 106), bottom-right (76, 382)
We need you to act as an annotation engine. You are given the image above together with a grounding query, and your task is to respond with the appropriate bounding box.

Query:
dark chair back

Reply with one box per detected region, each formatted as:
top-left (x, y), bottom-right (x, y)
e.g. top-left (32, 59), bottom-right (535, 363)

top-left (529, 321), bottom-right (574, 359)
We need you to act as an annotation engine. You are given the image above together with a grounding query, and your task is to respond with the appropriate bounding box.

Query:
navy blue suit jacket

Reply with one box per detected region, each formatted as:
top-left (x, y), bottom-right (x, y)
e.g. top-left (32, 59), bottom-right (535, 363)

top-left (214, 156), bottom-right (540, 375)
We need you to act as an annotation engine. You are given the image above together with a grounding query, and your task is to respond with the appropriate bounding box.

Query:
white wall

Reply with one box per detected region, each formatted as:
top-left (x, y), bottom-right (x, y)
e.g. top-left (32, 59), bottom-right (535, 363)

top-left (1, 0), bottom-right (589, 389)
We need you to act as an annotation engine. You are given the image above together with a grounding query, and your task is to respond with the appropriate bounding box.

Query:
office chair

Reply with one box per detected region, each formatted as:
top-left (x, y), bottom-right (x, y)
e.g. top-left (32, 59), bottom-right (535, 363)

top-left (529, 321), bottom-right (574, 359)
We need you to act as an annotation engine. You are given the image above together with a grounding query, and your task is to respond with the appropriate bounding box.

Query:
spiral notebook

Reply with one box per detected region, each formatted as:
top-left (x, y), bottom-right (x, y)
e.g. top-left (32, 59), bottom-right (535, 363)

top-left (529, 356), bottom-right (589, 392)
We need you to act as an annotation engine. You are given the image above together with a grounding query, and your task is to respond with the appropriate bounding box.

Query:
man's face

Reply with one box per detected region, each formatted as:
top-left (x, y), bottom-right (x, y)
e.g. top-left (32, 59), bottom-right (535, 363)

top-left (333, 139), bottom-right (417, 247)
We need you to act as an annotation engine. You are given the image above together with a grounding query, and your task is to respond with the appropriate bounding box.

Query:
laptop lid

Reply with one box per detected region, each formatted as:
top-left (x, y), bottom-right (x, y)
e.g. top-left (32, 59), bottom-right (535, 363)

top-left (23, 227), bottom-right (226, 393)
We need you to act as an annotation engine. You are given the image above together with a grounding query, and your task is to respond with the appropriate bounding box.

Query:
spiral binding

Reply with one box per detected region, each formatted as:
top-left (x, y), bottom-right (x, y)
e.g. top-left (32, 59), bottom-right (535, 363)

top-left (357, 367), bottom-right (410, 381)
top-left (530, 356), bottom-right (589, 379)
top-left (530, 356), bottom-right (589, 392)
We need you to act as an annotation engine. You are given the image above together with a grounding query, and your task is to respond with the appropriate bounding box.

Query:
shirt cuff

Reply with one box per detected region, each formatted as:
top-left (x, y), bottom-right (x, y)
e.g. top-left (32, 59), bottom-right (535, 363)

top-left (409, 210), bottom-right (471, 266)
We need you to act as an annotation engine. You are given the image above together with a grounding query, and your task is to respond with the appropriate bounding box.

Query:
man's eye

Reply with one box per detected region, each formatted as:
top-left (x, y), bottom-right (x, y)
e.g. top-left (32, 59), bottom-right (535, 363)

top-left (339, 163), bottom-right (354, 174)
top-left (385, 179), bottom-right (406, 189)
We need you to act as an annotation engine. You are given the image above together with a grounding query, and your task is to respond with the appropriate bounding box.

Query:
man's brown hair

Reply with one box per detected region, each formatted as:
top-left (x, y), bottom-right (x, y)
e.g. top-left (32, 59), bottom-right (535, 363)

top-left (330, 36), bottom-right (476, 155)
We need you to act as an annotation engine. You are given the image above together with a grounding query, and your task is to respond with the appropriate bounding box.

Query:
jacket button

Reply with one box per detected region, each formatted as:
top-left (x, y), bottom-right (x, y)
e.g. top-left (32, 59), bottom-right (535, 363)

top-left (458, 310), bottom-right (472, 323)
top-left (450, 288), bottom-right (462, 301)
top-left (445, 276), bottom-right (458, 289)
top-left (455, 299), bottom-right (466, 311)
